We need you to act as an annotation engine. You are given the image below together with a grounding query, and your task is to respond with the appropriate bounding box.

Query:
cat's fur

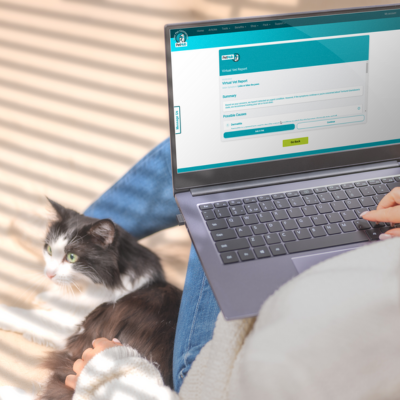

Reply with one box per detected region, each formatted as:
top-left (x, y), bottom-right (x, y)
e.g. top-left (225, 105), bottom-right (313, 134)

top-left (0, 199), bottom-right (182, 399)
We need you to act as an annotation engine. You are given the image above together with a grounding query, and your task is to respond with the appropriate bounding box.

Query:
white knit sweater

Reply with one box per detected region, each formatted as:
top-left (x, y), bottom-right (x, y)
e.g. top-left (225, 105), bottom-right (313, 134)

top-left (73, 238), bottom-right (400, 400)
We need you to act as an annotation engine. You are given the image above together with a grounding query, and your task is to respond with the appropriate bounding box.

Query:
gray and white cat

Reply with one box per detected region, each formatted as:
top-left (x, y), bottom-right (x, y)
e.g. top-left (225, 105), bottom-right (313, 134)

top-left (0, 198), bottom-right (164, 349)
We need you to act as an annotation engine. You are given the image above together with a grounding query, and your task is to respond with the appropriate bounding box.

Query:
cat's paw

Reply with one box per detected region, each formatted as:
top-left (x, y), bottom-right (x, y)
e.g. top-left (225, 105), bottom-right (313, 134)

top-left (0, 386), bottom-right (35, 400)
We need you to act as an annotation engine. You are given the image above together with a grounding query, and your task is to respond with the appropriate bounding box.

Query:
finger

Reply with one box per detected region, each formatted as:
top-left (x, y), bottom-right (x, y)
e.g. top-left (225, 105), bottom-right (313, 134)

top-left (377, 187), bottom-right (400, 210)
top-left (65, 374), bottom-right (78, 390)
top-left (92, 338), bottom-right (110, 348)
top-left (361, 206), bottom-right (400, 223)
top-left (72, 359), bottom-right (85, 375)
top-left (380, 228), bottom-right (400, 239)
top-left (112, 338), bottom-right (121, 345)
top-left (81, 347), bottom-right (95, 362)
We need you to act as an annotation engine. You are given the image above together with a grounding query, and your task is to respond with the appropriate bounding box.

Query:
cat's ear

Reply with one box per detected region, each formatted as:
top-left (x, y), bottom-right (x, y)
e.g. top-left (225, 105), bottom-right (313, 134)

top-left (47, 197), bottom-right (68, 219)
top-left (88, 219), bottom-right (116, 246)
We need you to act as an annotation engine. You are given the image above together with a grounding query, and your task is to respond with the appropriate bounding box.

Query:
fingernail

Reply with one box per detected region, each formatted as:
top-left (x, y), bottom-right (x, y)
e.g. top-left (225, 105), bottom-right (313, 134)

top-left (379, 234), bottom-right (393, 240)
top-left (112, 338), bottom-right (121, 344)
top-left (360, 212), bottom-right (369, 217)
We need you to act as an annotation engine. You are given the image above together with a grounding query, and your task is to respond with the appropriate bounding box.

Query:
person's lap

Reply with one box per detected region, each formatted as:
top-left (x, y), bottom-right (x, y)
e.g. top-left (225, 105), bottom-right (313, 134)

top-left (85, 139), bottom-right (219, 392)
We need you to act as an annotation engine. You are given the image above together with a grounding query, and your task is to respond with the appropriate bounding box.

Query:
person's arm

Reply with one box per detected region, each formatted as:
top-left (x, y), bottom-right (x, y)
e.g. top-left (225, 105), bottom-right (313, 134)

top-left (361, 186), bottom-right (400, 238)
top-left (67, 338), bottom-right (179, 400)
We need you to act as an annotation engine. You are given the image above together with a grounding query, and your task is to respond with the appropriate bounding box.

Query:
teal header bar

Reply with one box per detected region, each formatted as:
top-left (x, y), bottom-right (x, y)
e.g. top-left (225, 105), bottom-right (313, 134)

top-left (177, 139), bottom-right (400, 173)
top-left (224, 124), bottom-right (295, 138)
top-left (170, 13), bottom-right (400, 52)
top-left (219, 36), bottom-right (369, 76)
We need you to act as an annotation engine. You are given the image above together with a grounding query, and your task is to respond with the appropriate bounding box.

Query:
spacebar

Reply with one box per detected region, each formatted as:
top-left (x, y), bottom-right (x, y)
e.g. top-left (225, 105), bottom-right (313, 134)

top-left (285, 231), bottom-right (369, 254)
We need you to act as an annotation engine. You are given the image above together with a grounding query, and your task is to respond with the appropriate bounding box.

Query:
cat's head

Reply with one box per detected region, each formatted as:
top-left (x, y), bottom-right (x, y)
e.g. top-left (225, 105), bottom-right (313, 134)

top-left (43, 198), bottom-right (122, 288)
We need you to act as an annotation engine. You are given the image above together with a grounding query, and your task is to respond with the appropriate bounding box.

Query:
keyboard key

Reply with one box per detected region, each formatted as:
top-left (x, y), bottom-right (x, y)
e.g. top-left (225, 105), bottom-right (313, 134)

top-left (227, 217), bottom-right (243, 227)
top-left (245, 204), bottom-right (261, 214)
top-left (264, 233), bottom-right (281, 245)
top-left (252, 224), bottom-right (268, 235)
top-left (332, 190), bottom-right (348, 201)
top-left (380, 226), bottom-right (392, 233)
top-left (212, 229), bottom-right (237, 242)
top-left (242, 215), bottom-right (259, 225)
top-left (316, 204), bottom-right (332, 214)
top-left (272, 210), bottom-right (288, 221)
top-left (368, 179), bottom-right (380, 185)
top-left (270, 245), bottom-right (287, 256)
top-left (341, 183), bottom-right (354, 189)
top-left (395, 176), bottom-right (400, 182)
top-left (372, 195), bottom-right (385, 205)
top-left (230, 206), bottom-right (245, 216)
top-left (365, 228), bottom-right (381, 240)
top-left (355, 208), bottom-right (369, 218)
top-left (272, 193), bottom-right (285, 200)
top-left (282, 220), bottom-right (298, 230)
top-left (355, 181), bottom-right (368, 187)
top-left (236, 226), bottom-right (253, 237)
top-left (243, 197), bottom-right (257, 204)
top-left (310, 226), bottom-right (326, 237)
top-left (300, 189), bottom-right (313, 196)
top-left (280, 231), bottom-right (296, 242)
top-left (285, 231), bottom-right (368, 254)
top-left (199, 204), bottom-right (213, 210)
top-left (327, 212), bottom-right (342, 223)
top-left (346, 189), bottom-right (362, 199)
top-left (339, 222), bottom-right (356, 232)
top-left (297, 217), bottom-right (313, 228)
top-left (257, 195), bottom-right (271, 202)
top-left (302, 205), bottom-right (318, 216)
top-left (381, 178), bottom-right (394, 183)
top-left (360, 186), bottom-right (375, 196)
top-left (216, 238), bottom-right (250, 253)
top-left (311, 215), bottom-right (328, 226)
top-left (254, 247), bottom-right (271, 259)
top-left (287, 208), bottom-right (303, 218)
top-left (259, 201), bottom-right (275, 212)
top-left (325, 224), bottom-right (341, 235)
top-left (370, 222), bottom-right (385, 228)
top-left (387, 182), bottom-right (400, 191)
top-left (289, 197), bottom-right (305, 207)
top-left (238, 249), bottom-right (255, 261)
top-left (332, 201), bottom-right (347, 212)
top-left (341, 210), bottom-right (357, 221)
top-left (207, 220), bottom-right (228, 231)
top-left (359, 197), bottom-right (375, 208)
top-left (374, 184), bottom-right (389, 194)
top-left (266, 221), bottom-right (283, 233)
top-left (202, 210), bottom-right (215, 220)
top-left (215, 208), bottom-right (230, 218)
top-left (257, 212), bottom-right (274, 223)
top-left (303, 195), bottom-right (319, 205)
top-left (314, 187), bottom-right (327, 194)
top-left (328, 185), bottom-right (341, 191)
top-left (294, 228), bottom-right (311, 240)
top-left (274, 199), bottom-right (291, 209)
top-left (214, 201), bottom-right (228, 208)
top-left (248, 236), bottom-right (265, 247)
top-left (221, 252), bottom-right (239, 264)
top-left (354, 220), bottom-right (371, 230)
top-left (229, 200), bottom-right (242, 206)
top-left (318, 193), bottom-right (334, 203)
top-left (344, 199), bottom-right (361, 209)
top-left (286, 191), bottom-right (299, 198)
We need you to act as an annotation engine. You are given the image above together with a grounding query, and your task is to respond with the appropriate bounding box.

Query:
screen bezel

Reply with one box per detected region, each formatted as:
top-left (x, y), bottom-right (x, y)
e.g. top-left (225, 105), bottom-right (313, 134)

top-left (165, 4), bottom-right (400, 194)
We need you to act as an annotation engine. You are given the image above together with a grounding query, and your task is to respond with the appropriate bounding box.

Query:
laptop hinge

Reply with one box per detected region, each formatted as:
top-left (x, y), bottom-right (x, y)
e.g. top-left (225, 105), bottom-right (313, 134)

top-left (190, 161), bottom-right (400, 197)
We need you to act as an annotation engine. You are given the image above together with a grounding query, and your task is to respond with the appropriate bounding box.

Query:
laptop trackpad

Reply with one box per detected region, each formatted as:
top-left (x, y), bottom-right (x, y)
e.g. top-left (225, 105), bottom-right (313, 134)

top-left (292, 248), bottom-right (358, 274)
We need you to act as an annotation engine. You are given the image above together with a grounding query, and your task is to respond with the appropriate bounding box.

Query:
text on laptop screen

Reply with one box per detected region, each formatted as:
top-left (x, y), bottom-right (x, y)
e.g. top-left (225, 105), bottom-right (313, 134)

top-left (170, 9), bottom-right (400, 173)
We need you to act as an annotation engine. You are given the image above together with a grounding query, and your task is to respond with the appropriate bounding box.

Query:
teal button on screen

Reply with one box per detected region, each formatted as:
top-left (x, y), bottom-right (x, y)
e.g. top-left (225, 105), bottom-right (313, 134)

top-left (224, 124), bottom-right (295, 139)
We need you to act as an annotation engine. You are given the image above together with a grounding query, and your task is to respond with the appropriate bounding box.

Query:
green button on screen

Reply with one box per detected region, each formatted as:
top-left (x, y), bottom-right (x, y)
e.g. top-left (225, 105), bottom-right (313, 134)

top-left (283, 137), bottom-right (309, 147)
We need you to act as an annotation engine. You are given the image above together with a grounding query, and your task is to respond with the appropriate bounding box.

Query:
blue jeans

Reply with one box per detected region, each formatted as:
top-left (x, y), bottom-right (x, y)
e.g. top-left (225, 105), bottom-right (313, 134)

top-left (85, 139), bottom-right (220, 392)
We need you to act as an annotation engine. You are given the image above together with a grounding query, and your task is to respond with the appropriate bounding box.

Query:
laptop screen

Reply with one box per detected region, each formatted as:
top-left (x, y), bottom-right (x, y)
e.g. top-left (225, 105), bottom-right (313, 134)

top-left (169, 8), bottom-right (400, 175)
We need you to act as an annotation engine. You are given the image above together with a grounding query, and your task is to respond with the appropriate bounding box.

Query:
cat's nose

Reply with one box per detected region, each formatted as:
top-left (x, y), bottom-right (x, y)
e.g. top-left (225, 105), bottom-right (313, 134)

top-left (46, 272), bottom-right (56, 279)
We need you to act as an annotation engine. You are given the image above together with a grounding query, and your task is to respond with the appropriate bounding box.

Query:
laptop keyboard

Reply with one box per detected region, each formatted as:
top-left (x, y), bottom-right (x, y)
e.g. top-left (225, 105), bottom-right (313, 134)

top-left (199, 176), bottom-right (400, 264)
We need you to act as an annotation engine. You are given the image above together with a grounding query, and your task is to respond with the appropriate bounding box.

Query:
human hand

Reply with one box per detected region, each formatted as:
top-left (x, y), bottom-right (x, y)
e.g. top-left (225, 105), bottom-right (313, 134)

top-left (361, 187), bottom-right (400, 239)
top-left (65, 338), bottom-right (122, 390)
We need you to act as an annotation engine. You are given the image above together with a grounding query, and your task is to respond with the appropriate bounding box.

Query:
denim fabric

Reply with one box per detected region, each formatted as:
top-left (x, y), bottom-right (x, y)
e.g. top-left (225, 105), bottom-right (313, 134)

top-left (84, 139), bottom-right (220, 392)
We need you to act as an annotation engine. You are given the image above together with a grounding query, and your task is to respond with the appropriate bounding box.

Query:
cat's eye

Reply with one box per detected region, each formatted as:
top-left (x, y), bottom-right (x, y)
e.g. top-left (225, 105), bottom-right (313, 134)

top-left (46, 245), bottom-right (52, 256)
top-left (66, 253), bottom-right (79, 263)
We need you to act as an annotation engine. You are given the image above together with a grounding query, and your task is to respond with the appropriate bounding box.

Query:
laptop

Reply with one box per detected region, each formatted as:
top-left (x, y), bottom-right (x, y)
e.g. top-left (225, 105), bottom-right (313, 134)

top-left (164, 4), bottom-right (400, 320)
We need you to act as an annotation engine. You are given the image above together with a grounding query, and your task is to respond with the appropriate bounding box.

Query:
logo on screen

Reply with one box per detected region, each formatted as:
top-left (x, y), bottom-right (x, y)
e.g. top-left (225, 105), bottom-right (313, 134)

top-left (174, 30), bottom-right (188, 47)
